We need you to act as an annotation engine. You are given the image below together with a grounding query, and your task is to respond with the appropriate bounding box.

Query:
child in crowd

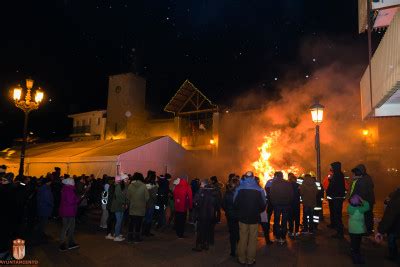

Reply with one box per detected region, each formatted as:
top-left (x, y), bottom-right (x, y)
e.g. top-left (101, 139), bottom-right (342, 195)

top-left (347, 194), bottom-right (370, 264)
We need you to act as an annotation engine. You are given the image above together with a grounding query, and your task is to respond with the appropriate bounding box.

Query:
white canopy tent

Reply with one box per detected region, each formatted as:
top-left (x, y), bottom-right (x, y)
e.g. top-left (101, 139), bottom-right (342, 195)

top-left (1, 136), bottom-right (189, 177)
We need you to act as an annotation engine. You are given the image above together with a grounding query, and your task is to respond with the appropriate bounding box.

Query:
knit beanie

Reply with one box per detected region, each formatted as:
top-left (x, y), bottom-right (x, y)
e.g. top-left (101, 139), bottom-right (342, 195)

top-left (62, 178), bottom-right (75, 186)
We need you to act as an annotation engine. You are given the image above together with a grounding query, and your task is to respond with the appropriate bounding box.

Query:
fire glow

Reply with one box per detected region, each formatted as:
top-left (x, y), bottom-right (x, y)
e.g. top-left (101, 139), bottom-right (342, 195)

top-left (252, 130), bottom-right (301, 186)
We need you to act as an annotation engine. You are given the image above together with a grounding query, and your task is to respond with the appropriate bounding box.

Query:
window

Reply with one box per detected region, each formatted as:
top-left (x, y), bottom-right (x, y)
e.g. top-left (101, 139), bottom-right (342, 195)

top-left (97, 117), bottom-right (101, 125)
top-left (82, 119), bottom-right (86, 126)
top-left (76, 120), bottom-right (80, 127)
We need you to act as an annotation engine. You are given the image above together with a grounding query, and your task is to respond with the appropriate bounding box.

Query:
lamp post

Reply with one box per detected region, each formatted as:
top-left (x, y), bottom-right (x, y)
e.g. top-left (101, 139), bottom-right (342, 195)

top-left (12, 79), bottom-right (44, 177)
top-left (310, 101), bottom-right (324, 183)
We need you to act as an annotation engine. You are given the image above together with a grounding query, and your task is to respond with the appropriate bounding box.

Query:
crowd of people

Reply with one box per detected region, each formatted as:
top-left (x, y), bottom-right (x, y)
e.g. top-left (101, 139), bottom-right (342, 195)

top-left (0, 162), bottom-right (399, 265)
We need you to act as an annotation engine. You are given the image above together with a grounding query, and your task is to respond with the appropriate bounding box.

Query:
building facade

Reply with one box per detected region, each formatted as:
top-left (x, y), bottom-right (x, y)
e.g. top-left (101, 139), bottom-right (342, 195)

top-left (68, 110), bottom-right (107, 141)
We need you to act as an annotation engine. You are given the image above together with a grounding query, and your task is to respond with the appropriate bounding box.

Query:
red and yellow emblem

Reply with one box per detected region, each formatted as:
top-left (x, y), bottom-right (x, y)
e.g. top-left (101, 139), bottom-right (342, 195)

top-left (13, 239), bottom-right (25, 260)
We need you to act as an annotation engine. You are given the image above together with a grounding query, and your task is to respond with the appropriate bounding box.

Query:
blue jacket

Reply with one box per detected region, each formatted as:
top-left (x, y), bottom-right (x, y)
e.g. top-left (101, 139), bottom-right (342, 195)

top-left (37, 184), bottom-right (54, 217)
top-left (234, 177), bottom-right (266, 224)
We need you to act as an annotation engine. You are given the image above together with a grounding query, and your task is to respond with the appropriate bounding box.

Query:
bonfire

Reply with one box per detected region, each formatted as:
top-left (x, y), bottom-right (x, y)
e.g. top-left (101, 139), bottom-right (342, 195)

top-left (252, 130), bottom-right (300, 186)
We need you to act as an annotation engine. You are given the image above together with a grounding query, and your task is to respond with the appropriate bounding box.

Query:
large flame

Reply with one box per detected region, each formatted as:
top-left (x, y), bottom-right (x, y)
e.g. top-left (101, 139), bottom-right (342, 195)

top-left (252, 130), bottom-right (301, 186)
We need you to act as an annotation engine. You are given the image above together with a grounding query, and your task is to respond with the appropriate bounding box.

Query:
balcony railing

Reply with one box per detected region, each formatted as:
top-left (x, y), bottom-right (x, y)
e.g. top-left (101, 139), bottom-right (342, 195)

top-left (72, 126), bottom-right (91, 134)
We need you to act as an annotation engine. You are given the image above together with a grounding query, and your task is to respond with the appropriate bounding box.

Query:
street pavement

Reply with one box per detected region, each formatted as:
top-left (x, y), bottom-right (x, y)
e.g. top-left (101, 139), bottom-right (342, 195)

top-left (25, 205), bottom-right (398, 267)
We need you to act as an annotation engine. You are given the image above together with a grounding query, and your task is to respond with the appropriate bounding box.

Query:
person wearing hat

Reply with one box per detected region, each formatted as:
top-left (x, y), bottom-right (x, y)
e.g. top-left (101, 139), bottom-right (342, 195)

top-left (350, 164), bottom-right (375, 235)
top-left (36, 177), bottom-right (54, 242)
top-left (59, 178), bottom-right (80, 251)
top-left (347, 194), bottom-right (370, 264)
top-left (233, 171), bottom-right (266, 265)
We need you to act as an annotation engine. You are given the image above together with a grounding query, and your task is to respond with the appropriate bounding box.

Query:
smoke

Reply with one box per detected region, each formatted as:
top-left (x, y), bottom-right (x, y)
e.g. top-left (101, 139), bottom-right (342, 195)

top-left (187, 38), bottom-right (399, 201)
top-left (190, 64), bottom-right (366, 182)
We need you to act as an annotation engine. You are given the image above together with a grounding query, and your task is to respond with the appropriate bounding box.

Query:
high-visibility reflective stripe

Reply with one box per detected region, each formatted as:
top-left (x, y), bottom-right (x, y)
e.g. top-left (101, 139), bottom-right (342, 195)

top-left (314, 207), bottom-right (322, 210)
top-left (321, 198), bottom-right (324, 201)
top-left (101, 199), bottom-right (107, 205)
top-left (327, 196), bottom-right (332, 200)
top-left (313, 219), bottom-right (319, 223)
top-left (313, 216), bottom-right (320, 219)
top-left (315, 182), bottom-right (321, 186)
top-left (297, 179), bottom-right (303, 185)
top-left (317, 187), bottom-right (322, 190)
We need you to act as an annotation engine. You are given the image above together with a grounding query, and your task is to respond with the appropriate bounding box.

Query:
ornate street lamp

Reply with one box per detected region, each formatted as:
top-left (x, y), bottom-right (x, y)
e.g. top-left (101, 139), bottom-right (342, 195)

top-left (310, 101), bottom-right (324, 183)
top-left (12, 78), bottom-right (44, 177)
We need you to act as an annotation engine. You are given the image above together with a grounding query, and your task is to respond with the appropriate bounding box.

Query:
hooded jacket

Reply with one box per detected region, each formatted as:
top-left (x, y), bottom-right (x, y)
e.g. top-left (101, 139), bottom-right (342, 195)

top-left (233, 177), bottom-right (266, 224)
top-left (111, 183), bottom-right (127, 213)
top-left (59, 184), bottom-right (80, 217)
top-left (350, 164), bottom-right (375, 205)
top-left (127, 180), bottom-right (149, 216)
top-left (173, 178), bottom-right (193, 213)
top-left (378, 188), bottom-right (400, 236)
top-left (347, 200), bottom-right (370, 234)
top-left (270, 177), bottom-right (294, 206)
top-left (300, 176), bottom-right (318, 208)
top-left (327, 162), bottom-right (346, 199)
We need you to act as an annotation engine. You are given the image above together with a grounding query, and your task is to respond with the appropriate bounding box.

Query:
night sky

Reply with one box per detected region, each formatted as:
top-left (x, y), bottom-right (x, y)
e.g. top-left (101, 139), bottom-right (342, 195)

top-left (0, 0), bottom-right (375, 148)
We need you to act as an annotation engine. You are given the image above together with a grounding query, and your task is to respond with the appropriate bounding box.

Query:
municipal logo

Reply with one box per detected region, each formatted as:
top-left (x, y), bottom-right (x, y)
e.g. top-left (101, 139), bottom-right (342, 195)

top-left (12, 239), bottom-right (25, 260)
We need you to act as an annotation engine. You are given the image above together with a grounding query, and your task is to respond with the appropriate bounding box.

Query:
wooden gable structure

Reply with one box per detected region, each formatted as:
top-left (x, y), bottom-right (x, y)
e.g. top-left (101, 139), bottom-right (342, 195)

top-left (164, 80), bottom-right (218, 116)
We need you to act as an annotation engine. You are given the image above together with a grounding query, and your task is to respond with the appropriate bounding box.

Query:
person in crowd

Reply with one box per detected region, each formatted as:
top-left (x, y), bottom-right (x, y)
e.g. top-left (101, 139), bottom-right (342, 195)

top-left (189, 178), bottom-right (200, 223)
top-left (254, 176), bottom-right (271, 245)
top-left (173, 177), bottom-right (193, 238)
top-left (111, 174), bottom-right (128, 242)
top-left (192, 179), bottom-right (217, 252)
top-left (270, 171), bottom-right (293, 244)
top-left (51, 167), bottom-right (62, 219)
top-left (324, 171), bottom-right (336, 229)
top-left (100, 181), bottom-right (110, 229)
top-left (105, 177), bottom-right (116, 239)
top-left (347, 194), bottom-right (370, 264)
top-left (167, 189), bottom-right (175, 226)
top-left (288, 173), bottom-right (300, 239)
top-left (210, 176), bottom-right (222, 224)
top-left (375, 187), bottom-right (400, 262)
top-left (0, 173), bottom-right (17, 260)
top-left (327, 162), bottom-right (346, 239)
top-left (36, 177), bottom-right (54, 242)
top-left (350, 164), bottom-right (375, 235)
top-left (26, 177), bottom-right (38, 235)
top-left (222, 176), bottom-right (240, 256)
top-left (264, 176), bottom-right (275, 243)
top-left (156, 174), bottom-right (170, 229)
top-left (143, 171), bottom-right (158, 237)
top-left (300, 174), bottom-right (318, 234)
top-left (59, 178), bottom-right (80, 251)
top-left (127, 172), bottom-right (149, 243)
top-left (234, 171), bottom-right (266, 265)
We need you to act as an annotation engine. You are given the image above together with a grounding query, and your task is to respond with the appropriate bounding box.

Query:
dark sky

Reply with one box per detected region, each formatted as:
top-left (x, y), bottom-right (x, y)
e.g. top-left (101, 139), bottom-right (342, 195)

top-left (0, 0), bottom-right (374, 148)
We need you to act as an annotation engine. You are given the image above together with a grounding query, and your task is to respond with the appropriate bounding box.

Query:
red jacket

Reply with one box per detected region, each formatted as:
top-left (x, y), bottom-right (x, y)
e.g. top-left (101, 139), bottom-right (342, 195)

top-left (173, 179), bottom-right (193, 212)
